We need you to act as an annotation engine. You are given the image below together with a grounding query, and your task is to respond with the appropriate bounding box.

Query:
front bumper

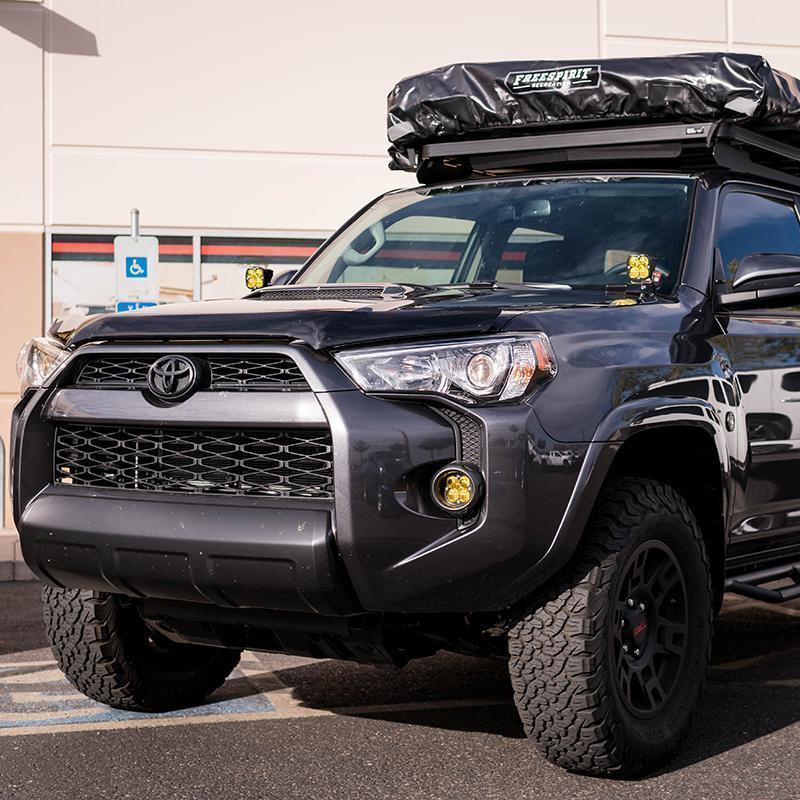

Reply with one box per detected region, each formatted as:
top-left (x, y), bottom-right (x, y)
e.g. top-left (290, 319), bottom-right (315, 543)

top-left (19, 486), bottom-right (358, 615)
top-left (13, 342), bottom-right (589, 615)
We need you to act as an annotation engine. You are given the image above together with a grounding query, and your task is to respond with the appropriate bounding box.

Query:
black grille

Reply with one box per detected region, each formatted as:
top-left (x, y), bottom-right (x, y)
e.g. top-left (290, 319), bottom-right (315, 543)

top-left (209, 357), bottom-right (307, 390)
top-left (76, 355), bottom-right (308, 391)
top-left (77, 357), bottom-right (153, 387)
top-left (54, 425), bottom-right (333, 499)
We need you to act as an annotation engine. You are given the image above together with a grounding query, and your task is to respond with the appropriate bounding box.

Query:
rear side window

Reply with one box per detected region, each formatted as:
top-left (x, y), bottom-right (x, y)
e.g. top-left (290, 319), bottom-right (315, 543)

top-left (717, 191), bottom-right (800, 285)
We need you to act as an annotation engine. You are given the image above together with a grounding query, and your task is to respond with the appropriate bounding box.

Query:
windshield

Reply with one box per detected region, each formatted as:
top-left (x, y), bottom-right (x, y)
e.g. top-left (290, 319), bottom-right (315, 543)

top-left (295, 177), bottom-right (695, 293)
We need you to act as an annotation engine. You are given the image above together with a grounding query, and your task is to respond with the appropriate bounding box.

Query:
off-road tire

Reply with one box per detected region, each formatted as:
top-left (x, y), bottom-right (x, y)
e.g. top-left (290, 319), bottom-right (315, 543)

top-left (43, 586), bottom-right (241, 711)
top-left (508, 478), bottom-right (713, 776)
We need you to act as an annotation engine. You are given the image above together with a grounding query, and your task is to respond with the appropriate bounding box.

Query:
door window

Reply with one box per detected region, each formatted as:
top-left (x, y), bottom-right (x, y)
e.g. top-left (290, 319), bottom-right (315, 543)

top-left (716, 191), bottom-right (800, 286)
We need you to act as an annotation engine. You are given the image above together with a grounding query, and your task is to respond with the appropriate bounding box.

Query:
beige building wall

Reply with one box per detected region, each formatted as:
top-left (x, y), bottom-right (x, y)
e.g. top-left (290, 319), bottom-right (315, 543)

top-left (0, 234), bottom-right (43, 526)
top-left (4, 0), bottom-right (800, 525)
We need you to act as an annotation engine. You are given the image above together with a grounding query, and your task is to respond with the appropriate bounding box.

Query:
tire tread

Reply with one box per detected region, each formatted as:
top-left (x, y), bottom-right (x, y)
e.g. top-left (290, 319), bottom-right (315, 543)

top-left (43, 586), bottom-right (240, 711)
top-left (508, 478), bottom-right (713, 776)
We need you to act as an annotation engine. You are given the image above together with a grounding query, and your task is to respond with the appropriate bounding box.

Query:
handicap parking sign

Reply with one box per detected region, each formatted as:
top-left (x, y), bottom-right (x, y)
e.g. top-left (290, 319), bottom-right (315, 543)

top-left (115, 234), bottom-right (159, 311)
top-left (125, 256), bottom-right (148, 278)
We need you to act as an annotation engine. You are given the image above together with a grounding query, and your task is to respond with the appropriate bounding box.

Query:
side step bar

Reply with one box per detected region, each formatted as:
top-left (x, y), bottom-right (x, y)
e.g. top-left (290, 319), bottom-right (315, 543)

top-left (725, 563), bottom-right (800, 604)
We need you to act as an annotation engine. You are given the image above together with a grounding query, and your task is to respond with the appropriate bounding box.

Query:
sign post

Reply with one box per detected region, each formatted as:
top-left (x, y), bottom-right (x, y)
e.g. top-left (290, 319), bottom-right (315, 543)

top-left (114, 208), bottom-right (159, 312)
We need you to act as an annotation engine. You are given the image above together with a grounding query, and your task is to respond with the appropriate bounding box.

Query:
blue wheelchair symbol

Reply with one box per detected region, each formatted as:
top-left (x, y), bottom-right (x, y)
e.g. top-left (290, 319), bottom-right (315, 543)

top-left (125, 257), bottom-right (148, 278)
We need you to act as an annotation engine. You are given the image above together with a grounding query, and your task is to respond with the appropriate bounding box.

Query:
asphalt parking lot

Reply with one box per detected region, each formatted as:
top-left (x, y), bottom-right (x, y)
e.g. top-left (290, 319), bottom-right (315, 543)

top-left (0, 582), bottom-right (798, 800)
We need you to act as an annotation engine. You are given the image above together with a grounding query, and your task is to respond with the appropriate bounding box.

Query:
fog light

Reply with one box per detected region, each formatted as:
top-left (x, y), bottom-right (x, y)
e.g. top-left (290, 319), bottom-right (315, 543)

top-left (431, 463), bottom-right (483, 515)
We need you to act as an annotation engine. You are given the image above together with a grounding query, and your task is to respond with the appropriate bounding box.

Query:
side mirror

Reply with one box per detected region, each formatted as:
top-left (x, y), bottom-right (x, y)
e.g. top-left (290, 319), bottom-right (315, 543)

top-left (719, 253), bottom-right (800, 309)
top-left (271, 269), bottom-right (297, 286)
top-left (733, 253), bottom-right (800, 291)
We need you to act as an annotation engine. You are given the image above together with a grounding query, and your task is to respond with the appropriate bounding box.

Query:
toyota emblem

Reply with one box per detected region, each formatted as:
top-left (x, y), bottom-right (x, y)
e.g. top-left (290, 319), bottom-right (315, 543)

top-left (147, 355), bottom-right (198, 402)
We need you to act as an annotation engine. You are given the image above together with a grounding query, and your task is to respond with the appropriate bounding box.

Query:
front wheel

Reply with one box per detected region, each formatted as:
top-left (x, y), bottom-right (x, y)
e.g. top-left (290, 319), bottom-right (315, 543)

top-left (508, 478), bottom-right (713, 776)
top-left (43, 586), bottom-right (241, 711)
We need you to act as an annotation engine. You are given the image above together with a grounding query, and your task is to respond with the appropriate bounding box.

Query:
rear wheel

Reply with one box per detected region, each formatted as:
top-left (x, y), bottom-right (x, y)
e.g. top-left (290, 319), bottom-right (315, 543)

top-left (43, 586), bottom-right (241, 711)
top-left (508, 478), bottom-right (713, 776)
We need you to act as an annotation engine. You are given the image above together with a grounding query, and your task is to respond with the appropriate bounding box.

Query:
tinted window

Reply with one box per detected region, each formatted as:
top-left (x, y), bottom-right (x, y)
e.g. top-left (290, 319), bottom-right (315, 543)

top-left (297, 178), bottom-right (694, 293)
top-left (717, 192), bottom-right (800, 285)
top-left (331, 215), bottom-right (472, 285)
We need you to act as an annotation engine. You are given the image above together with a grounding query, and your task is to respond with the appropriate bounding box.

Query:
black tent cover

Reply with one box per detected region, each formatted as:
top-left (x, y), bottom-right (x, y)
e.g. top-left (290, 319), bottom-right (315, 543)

top-left (387, 53), bottom-right (800, 169)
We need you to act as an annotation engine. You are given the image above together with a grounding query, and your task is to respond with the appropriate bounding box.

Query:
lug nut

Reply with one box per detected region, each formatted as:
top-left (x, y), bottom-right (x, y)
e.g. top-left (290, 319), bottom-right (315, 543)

top-left (633, 648), bottom-right (641, 657)
top-left (626, 598), bottom-right (635, 608)
top-left (620, 619), bottom-right (627, 628)
top-left (638, 602), bottom-right (646, 611)
top-left (622, 644), bottom-right (629, 653)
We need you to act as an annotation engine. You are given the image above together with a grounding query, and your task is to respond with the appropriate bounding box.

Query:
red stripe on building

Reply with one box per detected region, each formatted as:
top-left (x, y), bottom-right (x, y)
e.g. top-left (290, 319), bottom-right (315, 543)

top-left (201, 245), bottom-right (317, 257)
top-left (53, 242), bottom-right (192, 255)
top-left (52, 242), bottom-right (113, 254)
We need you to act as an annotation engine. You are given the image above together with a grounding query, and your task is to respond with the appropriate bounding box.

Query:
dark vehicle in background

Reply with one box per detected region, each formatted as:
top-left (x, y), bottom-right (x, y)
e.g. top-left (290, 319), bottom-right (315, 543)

top-left (13, 53), bottom-right (800, 776)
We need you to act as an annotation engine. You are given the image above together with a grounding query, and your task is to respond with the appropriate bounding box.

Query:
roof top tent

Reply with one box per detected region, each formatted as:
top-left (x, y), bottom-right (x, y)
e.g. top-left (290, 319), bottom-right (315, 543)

top-left (386, 53), bottom-right (800, 186)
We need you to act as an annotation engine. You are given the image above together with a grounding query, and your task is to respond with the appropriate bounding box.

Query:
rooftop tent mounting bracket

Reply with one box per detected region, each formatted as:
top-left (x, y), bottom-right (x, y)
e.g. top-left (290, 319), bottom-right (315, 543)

top-left (419, 122), bottom-right (713, 160)
top-left (402, 120), bottom-right (800, 186)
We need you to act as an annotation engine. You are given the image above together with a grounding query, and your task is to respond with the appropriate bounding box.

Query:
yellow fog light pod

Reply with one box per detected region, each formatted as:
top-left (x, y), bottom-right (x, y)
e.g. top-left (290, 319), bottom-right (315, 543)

top-left (245, 266), bottom-right (272, 291)
top-left (431, 463), bottom-right (484, 515)
top-left (626, 254), bottom-right (651, 282)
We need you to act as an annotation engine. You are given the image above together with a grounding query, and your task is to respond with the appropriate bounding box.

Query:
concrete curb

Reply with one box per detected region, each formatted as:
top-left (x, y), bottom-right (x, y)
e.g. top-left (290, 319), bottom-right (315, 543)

top-left (0, 529), bottom-right (36, 582)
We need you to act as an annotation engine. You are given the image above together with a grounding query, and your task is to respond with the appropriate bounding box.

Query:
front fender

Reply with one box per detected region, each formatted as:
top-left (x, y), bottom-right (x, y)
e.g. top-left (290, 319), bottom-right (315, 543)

top-left (497, 397), bottom-right (733, 608)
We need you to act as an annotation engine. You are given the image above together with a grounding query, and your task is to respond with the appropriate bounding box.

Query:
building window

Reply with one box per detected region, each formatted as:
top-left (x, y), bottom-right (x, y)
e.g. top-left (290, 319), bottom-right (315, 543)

top-left (49, 232), bottom-right (323, 320)
top-left (51, 234), bottom-right (193, 318)
top-left (200, 236), bottom-right (322, 300)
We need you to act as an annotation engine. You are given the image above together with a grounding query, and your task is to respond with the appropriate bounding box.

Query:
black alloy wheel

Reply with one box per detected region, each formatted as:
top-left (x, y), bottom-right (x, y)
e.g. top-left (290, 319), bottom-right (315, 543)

top-left (612, 541), bottom-right (689, 718)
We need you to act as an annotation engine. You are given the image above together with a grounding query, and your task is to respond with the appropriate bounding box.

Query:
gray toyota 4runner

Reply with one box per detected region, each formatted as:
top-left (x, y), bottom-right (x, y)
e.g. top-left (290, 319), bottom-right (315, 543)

top-left (13, 53), bottom-right (800, 776)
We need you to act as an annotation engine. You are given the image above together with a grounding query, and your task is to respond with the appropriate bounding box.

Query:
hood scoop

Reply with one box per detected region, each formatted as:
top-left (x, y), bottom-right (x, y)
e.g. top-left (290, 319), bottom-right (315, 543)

top-left (250, 284), bottom-right (408, 302)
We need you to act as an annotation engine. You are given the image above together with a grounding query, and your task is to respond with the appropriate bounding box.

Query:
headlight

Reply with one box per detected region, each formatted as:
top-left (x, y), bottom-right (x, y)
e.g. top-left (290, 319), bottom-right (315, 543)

top-left (16, 337), bottom-right (69, 395)
top-left (334, 334), bottom-right (556, 404)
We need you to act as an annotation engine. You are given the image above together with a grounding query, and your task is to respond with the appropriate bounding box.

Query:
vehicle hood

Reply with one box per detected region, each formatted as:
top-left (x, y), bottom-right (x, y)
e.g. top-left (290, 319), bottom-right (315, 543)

top-left (60, 284), bottom-right (654, 350)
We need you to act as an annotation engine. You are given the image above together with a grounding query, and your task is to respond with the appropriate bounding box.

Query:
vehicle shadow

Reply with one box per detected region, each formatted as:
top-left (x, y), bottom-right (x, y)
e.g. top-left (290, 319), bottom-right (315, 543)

top-left (4, 581), bottom-right (799, 773)
top-left (268, 597), bottom-right (800, 771)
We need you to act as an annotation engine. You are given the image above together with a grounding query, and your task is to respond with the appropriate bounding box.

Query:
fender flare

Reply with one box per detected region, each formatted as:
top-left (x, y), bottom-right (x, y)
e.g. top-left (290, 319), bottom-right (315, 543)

top-left (500, 396), bottom-right (732, 608)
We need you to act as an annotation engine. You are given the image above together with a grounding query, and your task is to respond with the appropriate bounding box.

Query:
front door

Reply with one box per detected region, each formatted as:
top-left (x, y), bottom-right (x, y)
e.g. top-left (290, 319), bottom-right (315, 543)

top-left (716, 185), bottom-right (800, 571)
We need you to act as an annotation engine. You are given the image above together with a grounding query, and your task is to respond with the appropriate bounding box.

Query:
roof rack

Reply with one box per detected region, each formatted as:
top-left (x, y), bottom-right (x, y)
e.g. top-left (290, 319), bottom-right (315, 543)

top-left (405, 120), bottom-right (800, 187)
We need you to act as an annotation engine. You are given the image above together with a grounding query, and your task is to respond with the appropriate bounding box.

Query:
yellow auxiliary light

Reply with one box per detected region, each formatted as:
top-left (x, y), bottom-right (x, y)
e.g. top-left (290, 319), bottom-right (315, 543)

top-left (626, 254), bottom-right (651, 282)
top-left (245, 266), bottom-right (268, 291)
top-left (431, 463), bottom-right (484, 515)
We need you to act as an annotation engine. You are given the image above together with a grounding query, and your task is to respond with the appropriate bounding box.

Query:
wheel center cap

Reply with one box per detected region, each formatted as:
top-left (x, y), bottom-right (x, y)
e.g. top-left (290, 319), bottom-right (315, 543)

top-left (622, 605), bottom-right (650, 654)
top-left (630, 612), bottom-right (649, 645)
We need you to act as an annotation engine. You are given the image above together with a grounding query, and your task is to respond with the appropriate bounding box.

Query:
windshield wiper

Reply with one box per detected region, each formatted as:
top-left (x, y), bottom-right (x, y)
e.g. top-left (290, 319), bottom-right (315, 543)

top-left (447, 281), bottom-right (572, 292)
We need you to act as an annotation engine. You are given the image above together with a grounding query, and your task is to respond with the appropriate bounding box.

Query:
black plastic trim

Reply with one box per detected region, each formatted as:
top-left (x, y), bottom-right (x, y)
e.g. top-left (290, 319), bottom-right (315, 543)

top-left (18, 485), bottom-right (360, 616)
